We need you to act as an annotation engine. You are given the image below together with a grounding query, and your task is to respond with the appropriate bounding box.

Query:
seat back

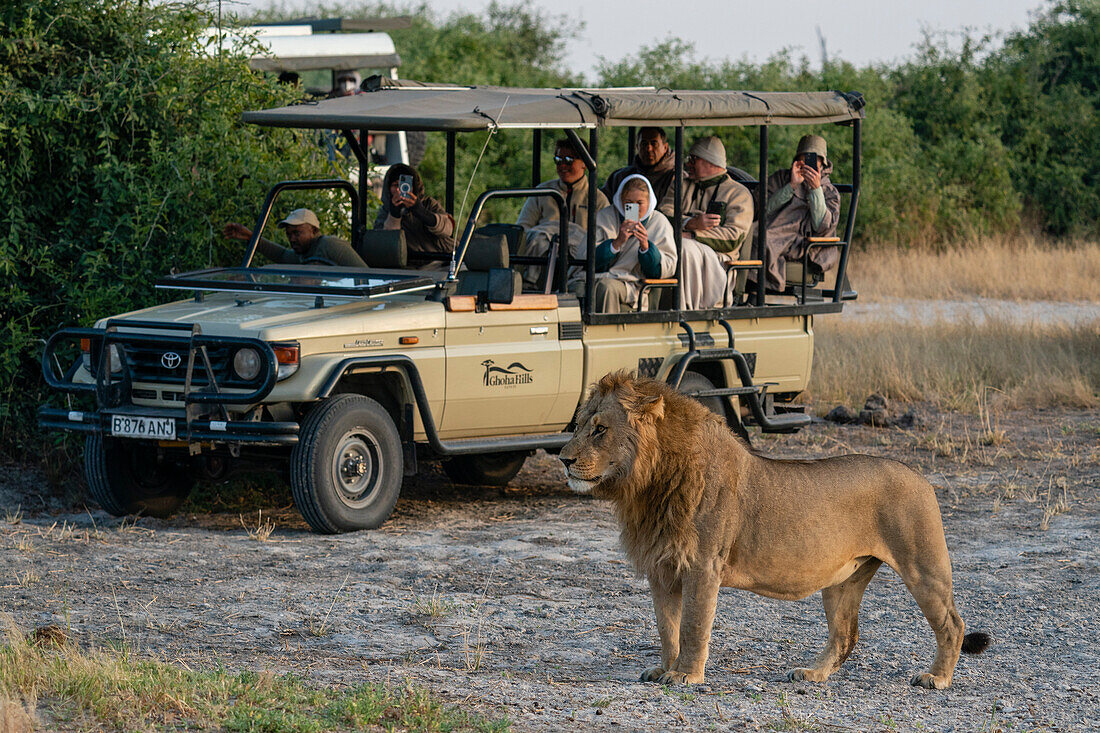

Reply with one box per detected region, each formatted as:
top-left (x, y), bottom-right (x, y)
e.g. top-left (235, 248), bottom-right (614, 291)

top-left (454, 234), bottom-right (522, 296)
top-left (474, 223), bottom-right (525, 255)
top-left (356, 229), bottom-right (408, 268)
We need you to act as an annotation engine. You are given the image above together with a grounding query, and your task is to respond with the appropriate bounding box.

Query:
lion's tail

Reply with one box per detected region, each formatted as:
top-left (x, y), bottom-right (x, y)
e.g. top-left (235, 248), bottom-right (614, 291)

top-left (961, 632), bottom-right (992, 654)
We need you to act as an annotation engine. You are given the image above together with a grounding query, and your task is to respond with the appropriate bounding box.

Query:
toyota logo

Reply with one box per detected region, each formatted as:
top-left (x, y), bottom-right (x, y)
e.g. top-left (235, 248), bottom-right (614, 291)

top-left (161, 352), bottom-right (182, 369)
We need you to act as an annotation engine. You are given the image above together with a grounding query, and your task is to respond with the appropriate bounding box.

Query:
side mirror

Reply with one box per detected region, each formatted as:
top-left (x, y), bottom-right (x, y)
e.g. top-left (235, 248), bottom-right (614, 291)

top-left (486, 267), bottom-right (514, 305)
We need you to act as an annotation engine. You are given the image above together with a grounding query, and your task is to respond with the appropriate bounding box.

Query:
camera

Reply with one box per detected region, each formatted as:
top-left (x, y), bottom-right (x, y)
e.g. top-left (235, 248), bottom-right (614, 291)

top-left (623, 202), bottom-right (640, 222)
top-left (398, 175), bottom-right (413, 198)
top-left (801, 152), bottom-right (819, 171)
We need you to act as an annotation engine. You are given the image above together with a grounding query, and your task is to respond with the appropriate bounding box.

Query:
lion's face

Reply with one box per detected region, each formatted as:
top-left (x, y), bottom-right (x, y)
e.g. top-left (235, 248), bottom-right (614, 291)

top-left (559, 374), bottom-right (664, 495)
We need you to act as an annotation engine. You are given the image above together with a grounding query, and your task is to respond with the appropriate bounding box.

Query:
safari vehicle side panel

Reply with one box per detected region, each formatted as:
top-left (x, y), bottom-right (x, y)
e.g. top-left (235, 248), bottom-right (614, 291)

top-left (580, 316), bottom-right (813, 396)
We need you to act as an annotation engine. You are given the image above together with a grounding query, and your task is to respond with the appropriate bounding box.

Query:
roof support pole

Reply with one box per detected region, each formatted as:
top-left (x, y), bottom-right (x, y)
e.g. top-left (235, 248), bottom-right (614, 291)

top-left (755, 124), bottom-right (769, 307)
top-left (627, 127), bottom-right (636, 165)
top-left (567, 128), bottom-right (599, 318)
top-left (532, 130), bottom-right (542, 187)
top-left (339, 128), bottom-right (371, 241)
top-left (445, 131), bottom-right (456, 215)
top-left (673, 126), bottom-right (684, 310)
top-left (833, 118), bottom-right (861, 303)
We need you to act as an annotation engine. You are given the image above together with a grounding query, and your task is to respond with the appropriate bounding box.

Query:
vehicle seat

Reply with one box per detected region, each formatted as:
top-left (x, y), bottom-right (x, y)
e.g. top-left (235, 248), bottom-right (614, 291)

top-left (355, 229), bottom-right (408, 268)
top-left (474, 223), bottom-right (525, 255)
top-left (453, 234), bottom-right (522, 296)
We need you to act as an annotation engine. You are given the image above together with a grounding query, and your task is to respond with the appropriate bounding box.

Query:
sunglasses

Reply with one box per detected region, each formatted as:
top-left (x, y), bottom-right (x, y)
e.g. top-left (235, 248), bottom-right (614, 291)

top-left (554, 155), bottom-right (577, 164)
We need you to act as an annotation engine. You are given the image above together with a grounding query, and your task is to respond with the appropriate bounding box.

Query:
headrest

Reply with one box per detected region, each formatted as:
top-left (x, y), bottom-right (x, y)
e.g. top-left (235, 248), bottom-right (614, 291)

top-left (357, 229), bottom-right (407, 268)
top-left (462, 234), bottom-right (509, 271)
top-left (475, 223), bottom-right (525, 255)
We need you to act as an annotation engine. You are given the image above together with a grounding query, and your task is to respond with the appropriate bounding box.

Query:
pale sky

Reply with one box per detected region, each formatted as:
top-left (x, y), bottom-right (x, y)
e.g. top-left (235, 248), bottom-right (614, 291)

top-left (227, 0), bottom-right (1048, 81)
top-left (233, 0), bottom-right (1051, 80)
top-left (442, 0), bottom-right (1046, 80)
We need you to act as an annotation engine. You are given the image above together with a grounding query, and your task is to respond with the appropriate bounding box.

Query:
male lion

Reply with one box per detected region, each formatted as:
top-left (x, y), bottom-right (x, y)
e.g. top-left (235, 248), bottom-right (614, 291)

top-left (559, 372), bottom-right (989, 688)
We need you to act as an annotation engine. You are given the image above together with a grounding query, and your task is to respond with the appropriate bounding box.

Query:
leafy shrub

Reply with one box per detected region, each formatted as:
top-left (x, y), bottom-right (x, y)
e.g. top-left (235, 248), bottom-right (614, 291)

top-left (0, 0), bottom-right (345, 454)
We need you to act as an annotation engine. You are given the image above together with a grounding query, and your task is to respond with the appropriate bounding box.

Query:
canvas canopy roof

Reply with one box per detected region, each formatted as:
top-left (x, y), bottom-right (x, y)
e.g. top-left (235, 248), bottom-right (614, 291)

top-left (242, 77), bottom-right (865, 131)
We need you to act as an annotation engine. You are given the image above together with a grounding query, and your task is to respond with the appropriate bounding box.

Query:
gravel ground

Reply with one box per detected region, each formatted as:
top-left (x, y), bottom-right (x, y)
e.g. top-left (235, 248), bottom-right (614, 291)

top-left (1, 407), bottom-right (1098, 731)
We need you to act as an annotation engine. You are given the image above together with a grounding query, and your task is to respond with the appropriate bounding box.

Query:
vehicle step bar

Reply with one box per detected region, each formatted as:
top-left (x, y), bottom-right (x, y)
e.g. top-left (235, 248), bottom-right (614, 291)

top-left (669, 320), bottom-right (811, 434)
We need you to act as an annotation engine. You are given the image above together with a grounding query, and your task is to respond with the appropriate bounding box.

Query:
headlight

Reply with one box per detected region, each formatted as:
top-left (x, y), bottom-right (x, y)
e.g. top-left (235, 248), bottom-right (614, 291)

top-left (232, 347), bottom-right (262, 381)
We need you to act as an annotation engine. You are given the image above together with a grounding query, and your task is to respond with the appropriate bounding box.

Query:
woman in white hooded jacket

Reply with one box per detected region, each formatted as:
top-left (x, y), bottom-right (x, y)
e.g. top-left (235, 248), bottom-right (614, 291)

top-left (575, 174), bottom-right (678, 313)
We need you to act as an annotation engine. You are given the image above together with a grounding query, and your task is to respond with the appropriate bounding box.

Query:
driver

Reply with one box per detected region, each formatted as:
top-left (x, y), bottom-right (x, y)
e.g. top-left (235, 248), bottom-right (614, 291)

top-left (223, 209), bottom-right (366, 267)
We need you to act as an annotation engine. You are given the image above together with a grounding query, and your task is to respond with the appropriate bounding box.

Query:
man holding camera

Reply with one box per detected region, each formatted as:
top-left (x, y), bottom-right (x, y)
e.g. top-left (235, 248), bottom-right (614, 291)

top-left (375, 163), bottom-right (455, 263)
top-left (759, 134), bottom-right (841, 290)
top-left (660, 136), bottom-right (753, 254)
top-left (657, 136), bottom-right (754, 309)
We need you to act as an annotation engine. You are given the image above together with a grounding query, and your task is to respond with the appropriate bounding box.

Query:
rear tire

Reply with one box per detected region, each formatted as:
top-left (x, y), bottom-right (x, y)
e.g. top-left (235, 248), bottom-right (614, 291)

top-left (84, 434), bottom-right (193, 518)
top-left (442, 451), bottom-right (530, 486)
top-left (677, 372), bottom-right (752, 446)
top-left (290, 394), bottom-right (403, 533)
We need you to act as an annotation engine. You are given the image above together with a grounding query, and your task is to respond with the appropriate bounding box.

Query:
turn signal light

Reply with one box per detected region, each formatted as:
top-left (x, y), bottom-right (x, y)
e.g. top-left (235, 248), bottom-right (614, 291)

top-left (272, 343), bottom-right (299, 381)
top-left (399, 336), bottom-right (419, 345)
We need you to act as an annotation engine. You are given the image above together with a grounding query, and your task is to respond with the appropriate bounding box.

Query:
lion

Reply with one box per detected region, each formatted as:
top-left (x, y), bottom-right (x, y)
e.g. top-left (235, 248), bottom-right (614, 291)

top-left (559, 371), bottom-right (990, 688)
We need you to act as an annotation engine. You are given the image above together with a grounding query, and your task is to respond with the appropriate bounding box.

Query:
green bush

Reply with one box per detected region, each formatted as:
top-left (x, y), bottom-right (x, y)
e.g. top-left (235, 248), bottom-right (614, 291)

top-left (0, 0), bottom-right (346, 454)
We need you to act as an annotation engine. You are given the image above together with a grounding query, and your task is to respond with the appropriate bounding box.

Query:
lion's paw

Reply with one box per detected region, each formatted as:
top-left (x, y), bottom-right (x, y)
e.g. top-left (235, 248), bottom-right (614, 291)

top-left (656, 670), bottom-right (704, 685)
top-left (910, 672), bottom-right (951, 690)
top-left (639, 667), bottom-right (666, 682)
top-left (785, 667), bottom-right (828, 683)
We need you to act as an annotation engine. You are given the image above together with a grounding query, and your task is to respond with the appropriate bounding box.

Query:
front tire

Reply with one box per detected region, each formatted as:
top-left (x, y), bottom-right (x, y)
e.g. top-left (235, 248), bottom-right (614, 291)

top-left (442, 451), bottom-right (530, 486)
top-left (290, 394), bottom-right (403, 533)
top-left (84, 434), bottom-right (193, 518)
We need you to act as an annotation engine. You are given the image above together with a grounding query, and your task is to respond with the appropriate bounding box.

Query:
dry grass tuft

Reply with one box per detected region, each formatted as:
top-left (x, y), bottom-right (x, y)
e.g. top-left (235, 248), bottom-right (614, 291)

top-left (810, 316), bottom-right (1100, 412)
top-left (239, 510), bottom-right (276, 542)
top-left (851, 237), bottom-right (1100, 302)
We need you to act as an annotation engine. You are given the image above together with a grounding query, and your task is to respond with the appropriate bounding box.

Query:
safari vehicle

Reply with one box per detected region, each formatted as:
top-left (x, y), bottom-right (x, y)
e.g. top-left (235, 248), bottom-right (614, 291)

top-left (39, 82), bottom-right (865, 533)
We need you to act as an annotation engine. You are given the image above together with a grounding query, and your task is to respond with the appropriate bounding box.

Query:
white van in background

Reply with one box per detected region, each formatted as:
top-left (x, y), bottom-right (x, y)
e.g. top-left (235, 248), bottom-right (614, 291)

top-left (204, 16), bottom-right (425, 174)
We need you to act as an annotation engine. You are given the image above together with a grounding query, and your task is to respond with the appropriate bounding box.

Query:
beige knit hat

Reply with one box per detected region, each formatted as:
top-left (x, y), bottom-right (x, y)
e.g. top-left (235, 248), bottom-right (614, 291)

top-left (795, 134), bottom-right (828, 161)
top-left (689, 136), bottom-right (727, 168)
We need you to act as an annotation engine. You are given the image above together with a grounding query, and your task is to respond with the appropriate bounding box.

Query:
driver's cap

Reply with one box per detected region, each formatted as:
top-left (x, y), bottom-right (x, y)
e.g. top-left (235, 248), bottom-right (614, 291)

top-left (276, 208), bottom-right (320, 229)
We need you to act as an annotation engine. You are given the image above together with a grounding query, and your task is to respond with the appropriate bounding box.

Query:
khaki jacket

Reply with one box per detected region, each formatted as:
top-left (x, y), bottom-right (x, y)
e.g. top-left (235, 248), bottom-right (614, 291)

top-left (515, 175), bottom-right (608, 232)
top-left (659, 173), bottom-right (754, 254)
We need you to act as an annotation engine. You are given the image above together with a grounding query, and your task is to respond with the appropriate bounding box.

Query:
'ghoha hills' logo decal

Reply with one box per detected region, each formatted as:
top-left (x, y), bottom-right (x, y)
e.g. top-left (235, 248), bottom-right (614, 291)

top-left (482, 359), bottom-right (533, 387)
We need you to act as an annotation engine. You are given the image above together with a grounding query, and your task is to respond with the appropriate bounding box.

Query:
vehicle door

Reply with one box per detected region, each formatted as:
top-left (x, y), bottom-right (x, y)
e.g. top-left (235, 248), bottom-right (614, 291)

top-left (441, 296), bottom-right (578, 434)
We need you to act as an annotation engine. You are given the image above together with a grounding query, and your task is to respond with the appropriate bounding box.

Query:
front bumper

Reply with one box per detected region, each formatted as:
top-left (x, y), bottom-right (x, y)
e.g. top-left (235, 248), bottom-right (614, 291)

top-left (38, 405), bottom-right (299, 446)
top-left (40, 319), bottom-right (298, 446)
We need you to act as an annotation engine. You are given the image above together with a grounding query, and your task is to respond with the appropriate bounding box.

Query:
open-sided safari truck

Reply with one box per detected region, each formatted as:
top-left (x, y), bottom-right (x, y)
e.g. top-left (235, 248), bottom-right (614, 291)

top-left (39, 83), bottom-right (865, 533)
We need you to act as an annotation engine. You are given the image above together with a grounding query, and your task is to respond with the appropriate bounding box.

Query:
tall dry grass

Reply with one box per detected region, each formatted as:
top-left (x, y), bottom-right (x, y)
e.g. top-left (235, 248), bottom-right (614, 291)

top-left (809, 317), bottom-right (1100, 411)
top-left (850, 236), bottom-right (1100, 302)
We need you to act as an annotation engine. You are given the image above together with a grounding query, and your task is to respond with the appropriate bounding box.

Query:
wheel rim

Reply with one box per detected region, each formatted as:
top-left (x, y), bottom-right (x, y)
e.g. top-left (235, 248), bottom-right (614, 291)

top-left (329, 428), bottom-right (384, 509)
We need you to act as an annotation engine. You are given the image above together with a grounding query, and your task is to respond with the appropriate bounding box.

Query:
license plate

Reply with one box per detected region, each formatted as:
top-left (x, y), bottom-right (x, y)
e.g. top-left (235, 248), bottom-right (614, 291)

top-left (110, 415), bottom-right (176, 440)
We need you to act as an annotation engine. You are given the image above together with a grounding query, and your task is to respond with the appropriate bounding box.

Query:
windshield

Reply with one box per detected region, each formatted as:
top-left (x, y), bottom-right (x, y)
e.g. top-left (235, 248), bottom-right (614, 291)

top-left (156, 266), bottom-right (435, 298)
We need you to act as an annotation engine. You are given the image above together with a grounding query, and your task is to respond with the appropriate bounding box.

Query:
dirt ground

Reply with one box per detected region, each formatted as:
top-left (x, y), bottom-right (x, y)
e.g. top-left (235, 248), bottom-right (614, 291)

top-left (1, 406), bottom-right (1098, 731)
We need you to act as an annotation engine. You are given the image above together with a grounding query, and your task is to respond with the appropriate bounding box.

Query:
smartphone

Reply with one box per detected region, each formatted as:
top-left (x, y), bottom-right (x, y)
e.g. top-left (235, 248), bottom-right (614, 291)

top-left (706, 200), bottom-right (727, 217)
top-left (801, 152), bottom-right (819, 171)
top-left (398, 175), bottom-right (414, 198)
top-left (623, 202), bottom-right (640, 221)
